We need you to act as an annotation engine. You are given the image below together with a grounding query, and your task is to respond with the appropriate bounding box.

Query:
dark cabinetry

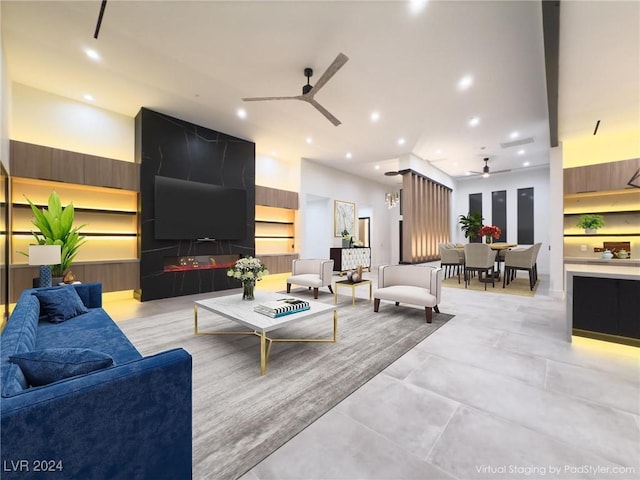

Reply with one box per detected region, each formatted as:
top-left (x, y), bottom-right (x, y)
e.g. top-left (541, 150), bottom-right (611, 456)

top-left (573, 276), bottom-right (640, 342)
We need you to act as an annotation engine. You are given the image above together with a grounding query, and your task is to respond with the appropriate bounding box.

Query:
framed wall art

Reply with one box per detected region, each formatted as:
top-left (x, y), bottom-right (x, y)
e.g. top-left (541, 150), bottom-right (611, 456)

top-left (334, 200), bottom-right (356, 237)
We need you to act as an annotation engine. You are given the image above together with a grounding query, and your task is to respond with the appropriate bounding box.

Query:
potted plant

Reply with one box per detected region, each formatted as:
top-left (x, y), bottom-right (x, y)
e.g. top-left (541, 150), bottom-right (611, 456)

top-left (341, 229), bottom-right (353, 248)
top-left (458, 212), bottom-right (484, 242)
top-left (576, 214), bottom-right (605, 234)
top-left (21, 191), bottom-right (87, 283)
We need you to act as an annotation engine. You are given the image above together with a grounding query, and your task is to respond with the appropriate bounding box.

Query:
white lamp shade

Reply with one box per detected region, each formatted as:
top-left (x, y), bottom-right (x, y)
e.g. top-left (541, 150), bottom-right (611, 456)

top-left (28, 245), bottom-right (62, 266)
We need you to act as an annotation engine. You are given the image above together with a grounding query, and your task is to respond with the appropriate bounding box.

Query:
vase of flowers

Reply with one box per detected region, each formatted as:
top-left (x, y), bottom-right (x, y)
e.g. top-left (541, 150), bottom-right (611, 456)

top-left (227, 256), bottom-right (269, 300)
top-left (478, 225), bottom-right (502, 244)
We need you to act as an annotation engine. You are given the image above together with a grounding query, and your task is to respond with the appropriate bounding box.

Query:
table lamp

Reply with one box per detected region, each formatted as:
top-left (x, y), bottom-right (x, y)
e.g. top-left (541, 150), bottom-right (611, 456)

top-left (28, 245), bottom-right (62, 288)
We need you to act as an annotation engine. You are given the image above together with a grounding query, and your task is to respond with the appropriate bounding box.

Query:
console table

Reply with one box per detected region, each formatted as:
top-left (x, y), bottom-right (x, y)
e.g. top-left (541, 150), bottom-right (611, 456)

top-left (330, 247), bottom-right (371, 273)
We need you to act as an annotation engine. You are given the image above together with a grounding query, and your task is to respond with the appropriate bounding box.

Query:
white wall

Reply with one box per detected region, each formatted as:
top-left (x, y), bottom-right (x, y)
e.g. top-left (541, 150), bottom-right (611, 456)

top-left (11, 84), bottom-right (134, 162)
top-left (453, 166), bottom-right (551, 274)
top-left (255, 153), bottom-right (300, 192)
top-left (300, 159), bottom-right (393, 267)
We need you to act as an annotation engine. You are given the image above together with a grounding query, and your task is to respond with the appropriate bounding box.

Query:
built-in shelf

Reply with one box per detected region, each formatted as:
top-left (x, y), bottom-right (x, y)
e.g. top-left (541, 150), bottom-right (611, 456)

top-left (255, 220), bottom-right (294, 225)
top-left (564, 233), bottom-right (640, 237)
top-left (12, 203), bottom-right (137, 215)
top-left (12, 231), bottom-right (137, 237)
top-left (563, 160), bottom-right (640, 262)
top-left (255, 235), bottom-right (294, 239)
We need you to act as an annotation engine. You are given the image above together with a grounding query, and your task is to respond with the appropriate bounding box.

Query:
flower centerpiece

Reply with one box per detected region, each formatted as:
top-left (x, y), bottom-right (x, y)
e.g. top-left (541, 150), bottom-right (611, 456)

top-left (227, 256), bottom-right (269, 300)
top-left (478, 225), bottom-right (502, 244)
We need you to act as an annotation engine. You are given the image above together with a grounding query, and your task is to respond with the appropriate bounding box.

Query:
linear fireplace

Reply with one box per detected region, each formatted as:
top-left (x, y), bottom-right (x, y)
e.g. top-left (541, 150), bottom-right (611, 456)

top-left (163, 254), bottom-right (239, 273)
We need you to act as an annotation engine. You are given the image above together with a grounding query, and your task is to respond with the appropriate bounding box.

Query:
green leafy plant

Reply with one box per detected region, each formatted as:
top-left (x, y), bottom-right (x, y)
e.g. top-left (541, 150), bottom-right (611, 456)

top-left (458, 212), bottom-right (484, 239)
top-left (21, 191), bottom-right (87, 277)
top-left (576, 214), bottom-right (605, 230)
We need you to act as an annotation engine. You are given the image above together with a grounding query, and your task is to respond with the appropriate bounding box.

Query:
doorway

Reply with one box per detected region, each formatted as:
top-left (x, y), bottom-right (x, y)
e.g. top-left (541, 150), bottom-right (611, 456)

top-left (358, 217), bottom-right (370, 248)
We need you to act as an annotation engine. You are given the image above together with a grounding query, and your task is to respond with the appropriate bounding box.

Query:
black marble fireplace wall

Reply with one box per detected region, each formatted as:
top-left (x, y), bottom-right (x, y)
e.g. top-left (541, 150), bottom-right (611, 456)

top-left (135, 108), bottom-right (256, 301)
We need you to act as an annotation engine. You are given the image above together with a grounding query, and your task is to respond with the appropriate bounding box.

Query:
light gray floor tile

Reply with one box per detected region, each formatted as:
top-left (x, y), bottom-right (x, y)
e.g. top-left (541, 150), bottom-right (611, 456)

top-left (417, 329), bottom-right (547, 387)
top-left (545, 360), bottom-right (640, 415)
top-left (497, 330), bottom-right (640, 383)
top-left (428, 406), bottom-right (627, 479)
top-left (335, 372), bottom-right (459, 459)
top-left (405, 355), bottom-right (640, 468)
top-left (382, 345), bottom-right (432, 380)
top-left (250, 410), bottom-right (455, 480)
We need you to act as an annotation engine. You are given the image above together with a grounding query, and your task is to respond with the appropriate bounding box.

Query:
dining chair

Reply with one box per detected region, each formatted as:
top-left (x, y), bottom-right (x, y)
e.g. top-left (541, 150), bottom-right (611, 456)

top-left (463, 244), bottom-right (496, 290)
top-left (439, 244), bottom-right (464, 283)
top-left (502, 242), bottom-right (542, 290)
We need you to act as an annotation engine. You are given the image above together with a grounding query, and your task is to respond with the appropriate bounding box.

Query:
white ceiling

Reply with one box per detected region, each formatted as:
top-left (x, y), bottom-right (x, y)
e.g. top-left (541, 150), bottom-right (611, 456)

top-left (2, 1), bottom-right (638, 186)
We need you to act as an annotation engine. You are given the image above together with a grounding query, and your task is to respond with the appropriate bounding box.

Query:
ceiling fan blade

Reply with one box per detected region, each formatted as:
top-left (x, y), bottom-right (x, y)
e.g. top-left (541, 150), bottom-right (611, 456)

top-left (309, 99), bottom-right (341, 126)
top-left (242, 95), bottom-right (302, 102)
top-left (307, 52), bottom-right (349, 95)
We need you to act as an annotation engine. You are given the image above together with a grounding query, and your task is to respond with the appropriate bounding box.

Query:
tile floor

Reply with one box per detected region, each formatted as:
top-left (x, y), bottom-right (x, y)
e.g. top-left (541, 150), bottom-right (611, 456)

top-left (104, 267), bottom-right (640, 480)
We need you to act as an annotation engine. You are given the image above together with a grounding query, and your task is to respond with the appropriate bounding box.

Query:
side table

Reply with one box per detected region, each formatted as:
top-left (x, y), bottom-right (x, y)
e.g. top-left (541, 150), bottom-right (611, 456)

top-left (334, 279), bottom-right (372, 305)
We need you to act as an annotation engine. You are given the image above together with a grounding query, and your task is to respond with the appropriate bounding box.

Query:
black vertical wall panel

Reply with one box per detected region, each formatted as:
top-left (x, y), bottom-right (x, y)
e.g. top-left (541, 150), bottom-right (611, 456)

top-left (136, 108), bottom-right (255, 301)
top-left (468, 193), bottom-right (483, 243)
top-left (517, 187), bottom-right (534, 244)
top-left (491, 190), bottom-right (507, 241)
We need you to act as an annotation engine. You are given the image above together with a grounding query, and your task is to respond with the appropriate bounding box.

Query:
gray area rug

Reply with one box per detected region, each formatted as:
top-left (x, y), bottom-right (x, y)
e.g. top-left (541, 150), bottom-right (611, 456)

top-left (119, 291), bottom-right (453, 479)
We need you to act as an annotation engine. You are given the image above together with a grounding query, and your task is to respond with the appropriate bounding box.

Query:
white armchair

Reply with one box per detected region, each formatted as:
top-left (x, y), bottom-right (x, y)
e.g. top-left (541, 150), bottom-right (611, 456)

top-left (286, 259), bottom-right (334, 299)
top-left (373, 265), bottom-right (443, 323)
top-left (463, 243), bottom-right (496, 290)
top-left (503, 242), bottom-right (542, 290)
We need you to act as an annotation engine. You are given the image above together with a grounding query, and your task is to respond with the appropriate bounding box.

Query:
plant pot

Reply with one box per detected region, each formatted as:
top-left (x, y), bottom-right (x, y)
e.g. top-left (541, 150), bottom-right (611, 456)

top-left (342, 238), bottom-right (351, 248)
top-left (585, 228), bottom-right (597, 234)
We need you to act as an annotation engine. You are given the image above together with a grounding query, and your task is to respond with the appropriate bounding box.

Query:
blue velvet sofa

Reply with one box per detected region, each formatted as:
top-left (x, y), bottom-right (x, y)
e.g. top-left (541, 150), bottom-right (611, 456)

top-left (0, 283), bottom-right (192, 479)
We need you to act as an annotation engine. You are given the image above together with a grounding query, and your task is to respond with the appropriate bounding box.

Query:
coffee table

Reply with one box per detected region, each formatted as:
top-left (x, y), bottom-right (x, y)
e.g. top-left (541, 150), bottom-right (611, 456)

top-left (194, 291), bottom-right (337, 375)
top-left (334, 279), bottom-right (372, 305)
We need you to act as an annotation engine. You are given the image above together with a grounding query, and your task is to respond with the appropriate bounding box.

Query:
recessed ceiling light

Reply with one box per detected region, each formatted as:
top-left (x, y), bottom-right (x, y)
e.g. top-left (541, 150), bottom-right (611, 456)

top-left (523, 161), bottom-right (530, 167)
top-left (435, 149), bottom-right (442, 155)
top-left (510, 131), bottom-right (520, 139)
top-left (84, 49), bottom-right (100, 61)
top-left (457, 75), bottom-right (473, 91)
top-left (83, 94), bottom-right (94, 102)
top-left (453, 162), bottom-right (458, 166)
top-left (370, 111), bottom-right (380, 122)
top-left (468, 117), bottom-right (480, 127)
top-left (517, 149), bottom-right (525, 155)
top-left (271, 151), bottom-right (277, 156)
top-left (346, 152), bottom-right (352, 159)
top-left (409, 0), bottom-right (428, 14)
top-left (374, 165), bottom-right (380, 170)
top-left (236, 108), bottom-right (247, 119)
top-left (306, 137), bottom-right (313, 144)
top-left (397, 138), bottom-right (405, 146)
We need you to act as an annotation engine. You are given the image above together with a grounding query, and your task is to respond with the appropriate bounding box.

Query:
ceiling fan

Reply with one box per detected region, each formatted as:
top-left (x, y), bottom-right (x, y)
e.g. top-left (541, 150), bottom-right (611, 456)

top-left (467, 158), bottom-right (511, 178)
top-left (242, 52), bottom-right (349, 126)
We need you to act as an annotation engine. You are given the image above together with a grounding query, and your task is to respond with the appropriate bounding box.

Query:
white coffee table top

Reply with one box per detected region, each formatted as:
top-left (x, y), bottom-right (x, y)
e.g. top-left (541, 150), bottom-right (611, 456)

top-left (195, 291), bottom-right (336, 333)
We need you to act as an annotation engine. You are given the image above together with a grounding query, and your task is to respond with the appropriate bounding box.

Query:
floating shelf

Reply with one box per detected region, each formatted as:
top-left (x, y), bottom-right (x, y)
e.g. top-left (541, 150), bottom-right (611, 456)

top-left (12, 203), bottom-right (137, 215)
top-left (563, 233), bottom-right (640, 237)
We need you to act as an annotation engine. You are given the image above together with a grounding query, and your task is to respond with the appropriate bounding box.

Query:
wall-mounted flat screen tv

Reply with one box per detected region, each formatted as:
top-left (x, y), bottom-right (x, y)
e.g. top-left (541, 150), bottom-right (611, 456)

top-left (154, 176), bottom-right (247, 240)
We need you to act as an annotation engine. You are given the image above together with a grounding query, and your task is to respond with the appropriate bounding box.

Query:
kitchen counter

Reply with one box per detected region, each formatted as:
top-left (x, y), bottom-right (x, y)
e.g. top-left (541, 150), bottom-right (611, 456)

top-left (565, 264), bottom-right (640, 346)
top-left (564, 257), bottom-right (640, 267)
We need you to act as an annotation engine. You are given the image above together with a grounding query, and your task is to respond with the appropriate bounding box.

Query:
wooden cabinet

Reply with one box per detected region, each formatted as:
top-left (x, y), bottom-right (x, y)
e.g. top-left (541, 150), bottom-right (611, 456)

top-left (10, 140), bottom-right (139, 191)
top-left (255, 185), bottom-right (298, 209)
top-left (564, 158), bottom-right (640, 194)
top-left (330, 247), bottom-right (371, 272)
top-left (256, 254), bottom-right (299, 275)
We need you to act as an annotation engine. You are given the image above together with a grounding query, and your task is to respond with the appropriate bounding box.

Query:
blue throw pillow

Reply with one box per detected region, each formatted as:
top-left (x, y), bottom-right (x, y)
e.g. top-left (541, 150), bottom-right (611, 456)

top-left (35, 287), bottom-right (89, 323)
top-left (9, 348), bottom-right (114, 387)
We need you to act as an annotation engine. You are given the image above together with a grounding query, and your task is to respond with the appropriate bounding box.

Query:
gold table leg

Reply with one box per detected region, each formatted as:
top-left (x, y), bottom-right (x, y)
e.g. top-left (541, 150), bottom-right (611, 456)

top-left (194, 307), bottom-right (338, 375)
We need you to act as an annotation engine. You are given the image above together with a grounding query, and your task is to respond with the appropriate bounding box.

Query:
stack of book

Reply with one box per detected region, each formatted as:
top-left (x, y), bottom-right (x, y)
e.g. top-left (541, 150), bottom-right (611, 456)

top-left (254, 298), bottom-right (310, 318)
